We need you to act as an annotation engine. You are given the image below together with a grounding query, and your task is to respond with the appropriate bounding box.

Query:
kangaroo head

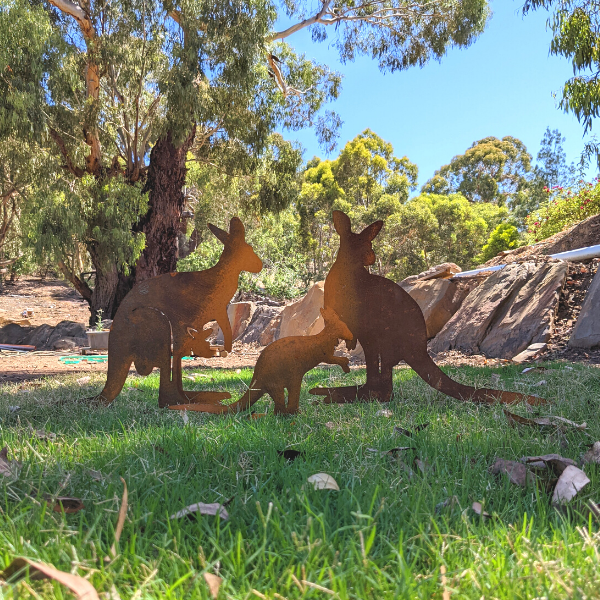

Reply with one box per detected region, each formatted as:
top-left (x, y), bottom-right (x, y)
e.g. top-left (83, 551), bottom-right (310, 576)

top-left (332, 210), bottom-right (383, 267)
top-left (320, 306), bottom-right (353, 341)
top-left (208, 217), bottom-right (263, 273)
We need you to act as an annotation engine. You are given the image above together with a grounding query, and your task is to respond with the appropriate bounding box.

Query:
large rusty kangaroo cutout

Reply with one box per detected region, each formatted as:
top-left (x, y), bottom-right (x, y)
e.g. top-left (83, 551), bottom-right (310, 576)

top-left (310, 210), bottom-right (546, 406)
top-left (95, 217), bottom-right (262, 408)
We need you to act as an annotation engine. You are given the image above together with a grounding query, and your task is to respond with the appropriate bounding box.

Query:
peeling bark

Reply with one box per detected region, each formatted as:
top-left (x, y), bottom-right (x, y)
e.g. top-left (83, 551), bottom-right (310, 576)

top-left (135, 126), bottom-right (196, 283)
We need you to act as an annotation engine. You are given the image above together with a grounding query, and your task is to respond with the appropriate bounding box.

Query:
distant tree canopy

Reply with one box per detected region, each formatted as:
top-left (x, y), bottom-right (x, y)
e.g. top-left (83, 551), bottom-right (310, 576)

top-left (421, 136), bottom-right (533, 207)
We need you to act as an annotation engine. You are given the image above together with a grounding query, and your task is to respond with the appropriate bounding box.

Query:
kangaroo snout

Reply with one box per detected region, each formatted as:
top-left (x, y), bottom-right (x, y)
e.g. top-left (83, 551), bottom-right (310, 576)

top-left (247, 251), bottom-right (263, 274)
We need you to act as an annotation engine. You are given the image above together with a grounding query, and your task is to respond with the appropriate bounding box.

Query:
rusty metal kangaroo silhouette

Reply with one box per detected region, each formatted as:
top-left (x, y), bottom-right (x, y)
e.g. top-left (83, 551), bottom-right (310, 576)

top-left (310, 210), bottom-right (545, 406)
top-left (95, 217), bottom-right (262, 408)
top-left (171, 306), bottom-right (353, 415)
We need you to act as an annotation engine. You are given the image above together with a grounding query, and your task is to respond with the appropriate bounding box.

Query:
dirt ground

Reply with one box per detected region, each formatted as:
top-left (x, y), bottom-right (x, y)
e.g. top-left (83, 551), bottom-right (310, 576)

top-left (0, 277), bottom-right (90, 327)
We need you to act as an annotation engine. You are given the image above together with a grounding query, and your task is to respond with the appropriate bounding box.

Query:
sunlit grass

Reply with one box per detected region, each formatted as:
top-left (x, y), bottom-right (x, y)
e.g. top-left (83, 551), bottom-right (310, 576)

top-left (0, 362), bottom-right (599, 599)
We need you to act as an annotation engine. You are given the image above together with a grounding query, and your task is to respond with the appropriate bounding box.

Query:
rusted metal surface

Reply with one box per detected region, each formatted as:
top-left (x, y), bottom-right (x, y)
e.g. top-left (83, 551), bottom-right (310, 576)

top-left (309, 211), bottom-right (546, 406)
top-left (171, 306), bottom-right (353, 414)
top-left (94, 217), bottom-right (262, 407)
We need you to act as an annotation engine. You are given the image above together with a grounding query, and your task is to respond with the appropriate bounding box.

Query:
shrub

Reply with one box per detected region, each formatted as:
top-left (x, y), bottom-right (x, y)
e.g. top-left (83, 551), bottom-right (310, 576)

top-left (526, 179), bottom-right (600, 243)
top-left (475, 223), bottom-right (521, 264)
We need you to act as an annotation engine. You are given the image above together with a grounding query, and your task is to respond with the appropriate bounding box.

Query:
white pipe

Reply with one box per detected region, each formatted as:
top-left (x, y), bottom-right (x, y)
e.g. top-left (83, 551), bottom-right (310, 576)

top-left (453, 243), bottom-right (600, 278)
top-left (549, 244), bottom-right (600, 262)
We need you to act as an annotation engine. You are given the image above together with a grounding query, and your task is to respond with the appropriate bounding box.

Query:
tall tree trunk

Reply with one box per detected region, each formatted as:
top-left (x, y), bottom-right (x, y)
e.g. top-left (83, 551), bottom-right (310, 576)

top-left (88, 246), bottom-right (119, 326)
top-left (135, 126), bottom-right (196, 283)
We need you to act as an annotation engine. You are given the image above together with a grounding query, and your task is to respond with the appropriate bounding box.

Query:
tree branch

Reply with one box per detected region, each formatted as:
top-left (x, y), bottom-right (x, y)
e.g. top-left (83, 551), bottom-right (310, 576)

top-left (49, 0), bottom-right (95, 40)
top-left (49, 128), bottom-right (86, 177)
top-left (57, 258), bottom-right (93, 302)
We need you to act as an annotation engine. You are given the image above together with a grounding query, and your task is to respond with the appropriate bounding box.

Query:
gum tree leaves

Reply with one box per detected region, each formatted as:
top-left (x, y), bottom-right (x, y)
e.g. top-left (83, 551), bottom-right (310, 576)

top-left (0, 446), bottom-right (21, 479)
top-left (1, 558), bottom-right (100, 600)
top-left (490, 459), bottom-right (536, 487)
top-left (170, 502), bottom-right (229, 521)
top-left (503, 409), bottom-right (587, 430)
top-left (552, 466), bottom-right (590, 505)
top-left (307, 473), bottom-right (339, 491)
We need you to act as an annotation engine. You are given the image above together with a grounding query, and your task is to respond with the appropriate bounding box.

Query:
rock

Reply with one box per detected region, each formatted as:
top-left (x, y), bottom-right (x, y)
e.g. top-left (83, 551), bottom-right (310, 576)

top-left (52, 338), bottom-right (80, 350)
top-left (399, 263), bottom-right (461, 290)
top-left (215, 302), bottom-right (256, 344)
top-left (512, 343), bottom-right (548, 364)
top-left (45, 321), bottom-right (87, 350)
top-left (348, 341), bottom-right (365, 361)
top-left (22, 324), bottom-right (55, 349)
top-left (431, 261), bottom-right (568, 359)
top-left (407, 279), bottom-right (473, 339)
top-left (416, 262), bottom-right (462, 281)
top-left (237, 305), bottom-right (284, 344)
top-left (259, 314), bottom-right (282, 346)
top-left (228, 302), bottom-right (255, 340)
top-left (569, 266), bottom-right (600, 349)
top-left (279, 281), bottom-right (325, 338)
top-left (0, 323), bottom-right (32, 345)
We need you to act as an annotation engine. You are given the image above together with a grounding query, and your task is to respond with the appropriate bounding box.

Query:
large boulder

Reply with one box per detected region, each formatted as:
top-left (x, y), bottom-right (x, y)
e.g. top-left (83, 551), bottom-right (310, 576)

top-left (279, 281), bottom-right (325, 338)
top-left (569, 266), bottom-right (600, 349)
top-left (45, 321), bottom-right (87, 349)
top-left (215, 302), bottom-right (256, 344)
top-left (430, 260), bottom-right (568, 359)
top-left (237, 305), bottom-right (284, 344)
top-left (0, 323), bottom-right (32, 345)
top-left (407, 279), bottom-right (473, 339)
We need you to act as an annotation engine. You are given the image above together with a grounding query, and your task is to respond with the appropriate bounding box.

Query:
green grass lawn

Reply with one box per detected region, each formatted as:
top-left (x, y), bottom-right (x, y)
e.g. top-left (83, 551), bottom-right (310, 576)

top-left (0, 362), bottom-right (599, 599)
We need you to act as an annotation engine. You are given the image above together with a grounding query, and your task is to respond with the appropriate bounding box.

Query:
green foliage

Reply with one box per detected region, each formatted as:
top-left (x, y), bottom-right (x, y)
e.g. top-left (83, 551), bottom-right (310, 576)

top-left (525, 178), bottom-right (600, 242)
top-left (475, 223), bottom-right (522, 264)
top-left (421, 136), bottom-right (533, 206)
top-left (378, 193), bottom-right (508, 280)
top-left (523, 0), bottom-right (600, 166)
top-left (24, 174), bottom-right (148, 274)
top-left (178, 209), bottom-right (308, 298)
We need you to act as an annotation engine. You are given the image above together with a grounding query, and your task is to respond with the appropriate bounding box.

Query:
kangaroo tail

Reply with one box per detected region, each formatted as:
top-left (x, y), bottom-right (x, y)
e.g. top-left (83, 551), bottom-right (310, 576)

top-left (408, 350), bottom-right (546, 406)
top-left (95, 355), bottom-right (132, 406)
top-left (169, 383), bottom-right (265, 414)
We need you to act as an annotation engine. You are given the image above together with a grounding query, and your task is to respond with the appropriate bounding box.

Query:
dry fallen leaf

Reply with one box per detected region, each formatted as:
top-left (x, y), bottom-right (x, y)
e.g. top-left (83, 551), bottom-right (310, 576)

top-left (523, 454), bottom-right (576, 476)
top-left (170, 502), bottom-right (229, 520)
top-left (108, 477), bottom-right (128, 559)
top-left (367, 446), bottom-right (415, 456)
top-left (307, 473), bottom-right (340, 491)
top-left (471, 502), bottom-right (492, 519)
top-left (552, 465), bottom-right (590, 505)
top-left (376, 409), bottom-right (393, 418)
top-left (490, 459), bottom-right (535, 487)
top-left (522, 367), bottom-right (547, 374)
top-left (76, 376), bottom-right (91, 386)
top-left (394, 422), bottom-right (430, 437)
top-left (0, 446), bottom-right (21, 479)
top-left (1, 557), bottom-right (100, 599)
top-left (325, 421), bottom-right (335, 429)
top-left (504, 409), bottom-right (587, 430)
top-left (204, 572), bottom-right (222, 599)
top-left (43, 495), bottom-right (85, 514)
top-left (277, 449), bottom-right (305, 462)
top-left (490, 373), bottom-right (501, 384)
top-left (581, 442), bottom-right (600, 465)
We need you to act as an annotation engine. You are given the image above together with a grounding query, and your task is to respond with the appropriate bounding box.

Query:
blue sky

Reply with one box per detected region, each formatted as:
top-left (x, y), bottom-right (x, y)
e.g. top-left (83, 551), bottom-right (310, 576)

top-left (280, 0), bottom-right (594, 188)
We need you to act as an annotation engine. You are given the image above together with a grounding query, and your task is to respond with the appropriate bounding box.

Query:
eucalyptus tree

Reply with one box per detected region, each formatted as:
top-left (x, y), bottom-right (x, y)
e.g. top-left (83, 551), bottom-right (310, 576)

top-left (421, 136), bottom-right (533, 207)
top-left (523, 0), bottom-right (600, 167)
top-left (2, 0), bottom-right (492, 321)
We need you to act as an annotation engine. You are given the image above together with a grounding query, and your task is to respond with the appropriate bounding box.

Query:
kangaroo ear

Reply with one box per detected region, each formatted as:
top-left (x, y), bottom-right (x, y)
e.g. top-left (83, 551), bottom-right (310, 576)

top-left (207, 223), bottom-right (229, 244)
top-left (229, 216), bottom-right (245, 239)
top-left (359, 220), bottom-right (384, 242)
top-left (332, 211), bottom-right (352, 236)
